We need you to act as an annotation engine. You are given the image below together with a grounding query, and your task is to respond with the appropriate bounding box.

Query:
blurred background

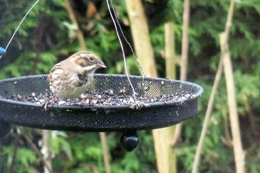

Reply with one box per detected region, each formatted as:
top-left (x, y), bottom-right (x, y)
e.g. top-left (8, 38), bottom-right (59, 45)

top-left (0, 0), bottom-right (260, 172)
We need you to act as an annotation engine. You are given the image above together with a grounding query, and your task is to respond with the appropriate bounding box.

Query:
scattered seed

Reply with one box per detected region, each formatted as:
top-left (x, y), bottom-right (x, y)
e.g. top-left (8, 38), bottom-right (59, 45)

top-left (0, 89), bottom-right (195, 108)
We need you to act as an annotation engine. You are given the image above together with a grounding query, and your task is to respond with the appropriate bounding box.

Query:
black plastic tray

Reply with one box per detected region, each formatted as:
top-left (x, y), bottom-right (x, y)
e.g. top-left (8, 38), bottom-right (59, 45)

top-left (0, 74), bottom-right (203, 134)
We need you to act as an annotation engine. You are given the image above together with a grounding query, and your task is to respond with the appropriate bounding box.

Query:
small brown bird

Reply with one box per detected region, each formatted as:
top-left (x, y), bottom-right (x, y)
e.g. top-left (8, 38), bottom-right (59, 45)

top-left (44, 51), bottom-right (106, 109)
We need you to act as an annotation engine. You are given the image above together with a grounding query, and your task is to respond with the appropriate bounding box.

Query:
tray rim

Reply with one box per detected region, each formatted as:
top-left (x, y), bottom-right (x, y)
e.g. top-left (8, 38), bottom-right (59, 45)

top-left (0, 74), bottom-right (203, 110)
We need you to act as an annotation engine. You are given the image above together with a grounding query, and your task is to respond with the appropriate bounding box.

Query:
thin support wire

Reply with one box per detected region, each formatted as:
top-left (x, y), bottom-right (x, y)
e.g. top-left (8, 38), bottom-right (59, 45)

top-left (109, 0), bottom-right (146, 78)
top-left (0, 0), bottom-right (40, 59)
top-left (105, 0), bottom-right (137, 101)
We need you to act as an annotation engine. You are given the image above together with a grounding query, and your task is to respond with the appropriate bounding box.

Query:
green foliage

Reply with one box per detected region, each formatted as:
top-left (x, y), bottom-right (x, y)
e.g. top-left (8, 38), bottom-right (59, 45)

top-left (4, 145), bottom-right (38, 173)
top-left (0, 0), bottom-right (260, 172)
top-left (16, 148), bottom-right (38, 170)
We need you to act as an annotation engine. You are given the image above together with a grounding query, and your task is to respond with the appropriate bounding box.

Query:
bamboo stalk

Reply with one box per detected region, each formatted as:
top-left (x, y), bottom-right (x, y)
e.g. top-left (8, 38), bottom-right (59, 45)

top-left (20, 128), bottom-right (52, 173)
top-left (165, 22), bottom-right (176, 79)
top-left (192, 1), bottom-right (244, 172)
top-left (125, 0), bottom-right (157, 77)
top-left (125, 1), bottom-right (177, 173)
top-left (8, 136), bottom-right (20, 173)
top-left (42, 130), bottom-right (52, 173)
top-left (192, 44), bottom-right (225, 173)
top-left (64, 0), bottom-right (86, 50)
top-left (161, 21), bottom-right (177, 173)
top-left (180, 0), bottom-right (190, 81)
top-left (100, 132), bottom-right (111, 173)
top-left (152, 127), bottom-right (176, 173)
top-left (171, 0), bottom-right (190, 147)
top-left (221, 34), bottom-right (245, 173)
top-left (221, 0), bottom-right (244, 171)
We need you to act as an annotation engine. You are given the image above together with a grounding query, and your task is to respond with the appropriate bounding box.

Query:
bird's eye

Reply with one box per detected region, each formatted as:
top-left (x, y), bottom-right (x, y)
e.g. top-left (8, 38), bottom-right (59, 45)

top-left (89, 56), bottom-right (94, 61)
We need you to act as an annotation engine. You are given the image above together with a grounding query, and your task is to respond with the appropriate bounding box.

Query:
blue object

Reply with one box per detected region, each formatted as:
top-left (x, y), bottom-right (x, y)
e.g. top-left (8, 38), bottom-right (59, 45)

top-left (0, 47), bottom-right (6, 55)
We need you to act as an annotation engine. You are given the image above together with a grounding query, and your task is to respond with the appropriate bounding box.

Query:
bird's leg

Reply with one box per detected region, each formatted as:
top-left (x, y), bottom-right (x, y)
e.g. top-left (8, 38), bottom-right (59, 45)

top-left (43, 96), bottom-right (58, 110)
top-left (80, 93), bottom-right (93, 105)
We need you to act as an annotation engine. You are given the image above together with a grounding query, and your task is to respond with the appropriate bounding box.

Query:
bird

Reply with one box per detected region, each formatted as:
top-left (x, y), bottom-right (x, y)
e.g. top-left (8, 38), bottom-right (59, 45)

top-left (44, 51), bottom-right (106, 109)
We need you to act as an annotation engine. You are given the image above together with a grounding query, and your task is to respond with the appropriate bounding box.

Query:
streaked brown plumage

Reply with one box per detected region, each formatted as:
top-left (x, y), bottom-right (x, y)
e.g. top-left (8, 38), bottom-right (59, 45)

top-left (44, 51), bottom-right (106, 109)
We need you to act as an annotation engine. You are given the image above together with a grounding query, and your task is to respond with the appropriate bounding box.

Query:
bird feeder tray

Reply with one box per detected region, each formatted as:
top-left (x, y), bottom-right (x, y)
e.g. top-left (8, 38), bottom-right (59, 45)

top-left (0, 74), bottom-right (203, 135)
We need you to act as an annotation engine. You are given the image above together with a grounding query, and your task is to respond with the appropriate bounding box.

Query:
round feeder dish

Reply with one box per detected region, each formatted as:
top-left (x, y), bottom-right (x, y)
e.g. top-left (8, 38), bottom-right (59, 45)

top-left (0, 74), bottom-right (203, 132)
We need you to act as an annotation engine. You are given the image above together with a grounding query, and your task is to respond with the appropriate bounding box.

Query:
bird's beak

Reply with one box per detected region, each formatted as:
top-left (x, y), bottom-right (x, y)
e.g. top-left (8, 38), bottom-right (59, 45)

top-left (98, 60), bottom-right (106, 68)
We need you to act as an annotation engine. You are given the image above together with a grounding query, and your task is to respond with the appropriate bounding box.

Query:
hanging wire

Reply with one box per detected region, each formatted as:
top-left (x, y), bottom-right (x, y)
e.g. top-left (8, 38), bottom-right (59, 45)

top-left (0, 0), bottom-right (40, 59)
top-left (105, 0), bottom-right (138, 101)
top-left (109, 0), bottom-right (146, 79)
